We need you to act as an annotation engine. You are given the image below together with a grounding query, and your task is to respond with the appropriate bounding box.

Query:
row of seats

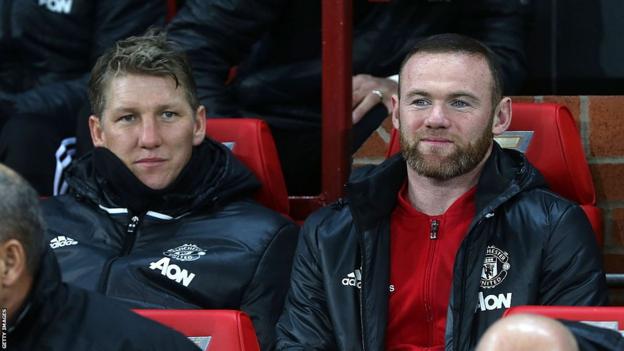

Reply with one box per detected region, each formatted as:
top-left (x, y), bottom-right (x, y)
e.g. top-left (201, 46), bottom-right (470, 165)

top-left (133, 306), bottom-right (624, 350)
top-left (222, 103), bottom-right (602, 244)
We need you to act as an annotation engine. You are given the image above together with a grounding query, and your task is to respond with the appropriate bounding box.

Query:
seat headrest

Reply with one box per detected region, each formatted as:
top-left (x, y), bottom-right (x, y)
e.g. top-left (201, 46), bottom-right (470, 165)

top-left (133, 309), bottom-right (260, 351)
top-left (386, 102), bottom-right (596, 206)
top-left (508, 102), bottom-right (595, 205)
top-left (206, 118), bottom-right (289, 216)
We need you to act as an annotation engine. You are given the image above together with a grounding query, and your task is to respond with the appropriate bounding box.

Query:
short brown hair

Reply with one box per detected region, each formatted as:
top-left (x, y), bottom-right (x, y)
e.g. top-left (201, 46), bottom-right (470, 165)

top-left (88, 29), bottom-right (199, 117)
top-left (398, 33), bottom-right (503, 108)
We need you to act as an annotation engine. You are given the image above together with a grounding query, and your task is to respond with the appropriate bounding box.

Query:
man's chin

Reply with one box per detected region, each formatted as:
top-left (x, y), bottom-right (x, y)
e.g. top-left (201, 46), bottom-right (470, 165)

top-left (137, 176), bottom-right (171, 191)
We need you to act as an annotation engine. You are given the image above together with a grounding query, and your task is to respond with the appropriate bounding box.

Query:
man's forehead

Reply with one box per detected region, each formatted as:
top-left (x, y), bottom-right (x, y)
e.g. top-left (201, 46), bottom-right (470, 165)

top-left (102, 74), bottom-right (187, 112)
top-left (400, 52), bottom-right (494, 96)
top-left (403, 51), bottom-right (490, 75)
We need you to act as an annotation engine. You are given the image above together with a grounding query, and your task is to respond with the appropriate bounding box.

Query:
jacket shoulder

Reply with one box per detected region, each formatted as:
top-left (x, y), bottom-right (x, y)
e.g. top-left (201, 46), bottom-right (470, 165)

top-left (64, 286), bottom-right (199, 351)
top-left (299, 198), bottom-right (356, 241)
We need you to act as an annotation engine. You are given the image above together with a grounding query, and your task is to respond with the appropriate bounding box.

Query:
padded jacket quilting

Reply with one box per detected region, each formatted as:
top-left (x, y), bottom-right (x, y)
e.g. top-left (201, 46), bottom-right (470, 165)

top-left (276, 144), bottom-right (608, 351)
top-left (41, 139), bottom-right (299, 351)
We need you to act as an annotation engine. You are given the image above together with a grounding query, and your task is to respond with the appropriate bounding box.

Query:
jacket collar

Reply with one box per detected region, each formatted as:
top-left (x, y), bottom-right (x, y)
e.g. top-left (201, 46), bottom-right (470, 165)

top-left (346, 143), bottom-right (546, 232)
top-left (65, 138), bottom-right (261, 217)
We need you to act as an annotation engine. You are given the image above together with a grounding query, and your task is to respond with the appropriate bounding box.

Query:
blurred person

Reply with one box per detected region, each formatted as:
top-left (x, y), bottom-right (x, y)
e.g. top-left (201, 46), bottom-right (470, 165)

top-left (477, 314), bottom-right (579, 351)
top-left (0, 0), bottom-right (166, 195)
top-left (477, 314), bottom-right (624, 351)
top-left (276, 34), bottom-right (606, 351)
top-left (41, 31), bottom-right (298, 351)
top-left (166, 0), bottom-right (529, 194)
top-left (0, 163), bottom-right (199, 351)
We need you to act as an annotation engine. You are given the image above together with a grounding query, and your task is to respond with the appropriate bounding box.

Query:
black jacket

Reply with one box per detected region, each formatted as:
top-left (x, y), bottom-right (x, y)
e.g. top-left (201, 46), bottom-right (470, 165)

top-left (168, 0), bottom-right (528, 130)
top-left (10, 249), bottom-right (200, 351)
top-left (41, 139), bottom-right (299, 351)
top-left (0, 0), bottom-right (165, 118)
top-left (276, 144), bottom-right (608, 351)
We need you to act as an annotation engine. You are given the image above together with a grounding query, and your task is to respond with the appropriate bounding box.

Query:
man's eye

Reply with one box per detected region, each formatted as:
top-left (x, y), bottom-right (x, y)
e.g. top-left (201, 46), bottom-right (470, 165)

top-left (162, 111), bottom-right (177, 120)
top-left (412, 99), bottom-right (430, 106)
top-left (117, 115), bottom-right (135, 122)
top-left (450, 100), bottom-right (469, 108)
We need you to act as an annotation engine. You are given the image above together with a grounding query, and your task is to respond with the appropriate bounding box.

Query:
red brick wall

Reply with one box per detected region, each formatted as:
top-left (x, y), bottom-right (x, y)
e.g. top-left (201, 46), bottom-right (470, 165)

top-left (353, 96), bottom-right (624, 304)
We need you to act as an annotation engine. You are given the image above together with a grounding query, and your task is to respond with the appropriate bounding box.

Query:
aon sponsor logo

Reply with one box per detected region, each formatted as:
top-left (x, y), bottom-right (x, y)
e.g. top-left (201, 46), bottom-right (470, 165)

top-left (39, 0), bottom-right (73, 14)
top-left (476, 292), bottom-right (512, 311)
top-left (149, 257), bottom-right (196, 287)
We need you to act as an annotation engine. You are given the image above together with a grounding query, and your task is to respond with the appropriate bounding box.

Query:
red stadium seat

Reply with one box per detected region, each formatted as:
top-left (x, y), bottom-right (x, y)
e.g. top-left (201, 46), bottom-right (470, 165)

top-left (133, 309), bottom-right (260, 351)
top-left (386, 102), bottom-right (602, 245)
top-left (503, 306), bottom-right (624, 334)
top-left (206, 118), bottom-right (289, 217)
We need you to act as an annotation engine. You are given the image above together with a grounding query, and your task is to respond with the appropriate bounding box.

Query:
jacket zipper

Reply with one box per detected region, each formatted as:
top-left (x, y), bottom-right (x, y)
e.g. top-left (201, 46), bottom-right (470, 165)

top-left (121, 215), bottom-right (140, 255)
top-left (97, 214), bottom-right (141, 293)
top-left (454, 217), bottom-right (485, 351)
top-left (359, 250), bottom-right (367, 351)
top-left (430, 219), bottom-right (439, 239)
top-left (425, 218), bottom-right (439, 345)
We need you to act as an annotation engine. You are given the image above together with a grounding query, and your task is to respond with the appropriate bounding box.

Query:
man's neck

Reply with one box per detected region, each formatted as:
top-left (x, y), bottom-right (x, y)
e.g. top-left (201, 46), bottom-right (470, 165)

top-left (406, 149), bottom-right (491, 216)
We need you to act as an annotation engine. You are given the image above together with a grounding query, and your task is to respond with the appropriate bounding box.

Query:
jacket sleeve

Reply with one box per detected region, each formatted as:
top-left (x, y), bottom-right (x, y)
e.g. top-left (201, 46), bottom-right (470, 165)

top-left (457, 0), bottom-right (529, 93)
top-left (240, 221), bottom-right (299, 351)
top-left (539, 203), bottom-right (608, 305)
top-left (562, 320), bottom-right (624, 351)
top-left (10, 1), bottom-right (165, 118)
top-left (275, 214), bottom-right (337, 350)
top-left (166, 0), bottom-right (286, 116)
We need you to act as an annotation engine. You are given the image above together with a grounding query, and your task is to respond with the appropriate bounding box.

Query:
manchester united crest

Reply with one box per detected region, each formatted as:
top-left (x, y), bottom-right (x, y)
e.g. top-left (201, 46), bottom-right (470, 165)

top-left (480, 245), bottom-right (511, 289)
top-left (164, 244), bottom-right (206, 262)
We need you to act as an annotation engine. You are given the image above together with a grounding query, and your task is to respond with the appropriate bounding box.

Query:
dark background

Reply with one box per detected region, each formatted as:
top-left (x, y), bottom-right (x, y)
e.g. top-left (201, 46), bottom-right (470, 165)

top-left (522, 0), bottom-right (624, 95)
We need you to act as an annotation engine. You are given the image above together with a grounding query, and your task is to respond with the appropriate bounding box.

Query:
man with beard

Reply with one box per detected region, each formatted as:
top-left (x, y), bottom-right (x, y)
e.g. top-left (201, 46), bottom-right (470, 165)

top-left (276, 34), bottom-right (607, 351)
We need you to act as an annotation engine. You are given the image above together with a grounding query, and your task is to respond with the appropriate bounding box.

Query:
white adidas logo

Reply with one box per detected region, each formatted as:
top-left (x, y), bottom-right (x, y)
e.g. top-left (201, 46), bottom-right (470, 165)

top-left (50, 236), bottom-right (78, 249)
top-left (341, 269), bottom-right (362, 289)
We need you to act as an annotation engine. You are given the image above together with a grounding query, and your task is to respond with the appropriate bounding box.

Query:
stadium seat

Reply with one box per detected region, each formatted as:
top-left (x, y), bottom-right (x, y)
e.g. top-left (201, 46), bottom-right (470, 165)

top-left (133, 309), bottom-right (260, 351)
top-left (386, 102), bottom-right (602, 245)
top-left (503, 306), bottom-right (624, 335)
top-left (206, 118), bottom-right (289, 217)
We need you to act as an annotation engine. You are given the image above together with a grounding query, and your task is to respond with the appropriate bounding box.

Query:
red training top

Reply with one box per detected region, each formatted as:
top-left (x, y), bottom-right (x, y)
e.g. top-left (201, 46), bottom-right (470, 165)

top-left (386, 182), bottom-right (476, 351)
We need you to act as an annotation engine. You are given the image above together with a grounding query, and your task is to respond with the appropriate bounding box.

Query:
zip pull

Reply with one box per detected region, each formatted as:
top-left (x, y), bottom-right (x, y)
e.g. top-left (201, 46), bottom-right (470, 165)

top-left (126, 215), bottom-right (140, 235)
top-left (430, 219), bottom-right (439, 240)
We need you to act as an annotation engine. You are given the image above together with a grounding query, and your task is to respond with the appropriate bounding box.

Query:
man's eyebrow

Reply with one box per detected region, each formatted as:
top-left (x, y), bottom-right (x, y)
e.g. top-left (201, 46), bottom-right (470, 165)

top-left (109, 106), bottom-right (137, 114)
top-left (403, 90), bottom-right (431, 99)
top-left (448, 91), bottom-right (481, 103)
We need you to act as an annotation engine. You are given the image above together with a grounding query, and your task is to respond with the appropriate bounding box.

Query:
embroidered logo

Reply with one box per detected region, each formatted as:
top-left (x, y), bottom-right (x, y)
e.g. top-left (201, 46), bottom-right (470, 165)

top-left (49, 235), bottom-right (78, 249)
top-left (480, 245), bottom-right (511, 289)
top-left (39, 0), bottom-right (73, 14)
top-left (341, 268), bottom-right (362, 289)
top-left (149, 257), bottom-right (196, 287)
top-left (164, 244), bottom-right (206, 262)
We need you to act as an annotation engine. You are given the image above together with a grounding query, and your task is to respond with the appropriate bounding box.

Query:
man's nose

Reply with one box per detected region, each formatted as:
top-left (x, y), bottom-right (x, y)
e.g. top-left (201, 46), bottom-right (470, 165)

top-left (138, 117), bottom-right (163, 148)
top-left (424, 104), bottom-right (451, 129)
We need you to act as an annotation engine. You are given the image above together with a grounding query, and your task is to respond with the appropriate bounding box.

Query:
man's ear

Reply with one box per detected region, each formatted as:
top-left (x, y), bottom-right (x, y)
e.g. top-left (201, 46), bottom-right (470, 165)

top-left (89, 115), bottom-right (106, 147)
top-left (391, 94), bottom-right (401, 131)
top-left (192, 105), bottom-right (207, 146)
top-left (492, 97), bottom-right (512, 135)
top-left (0, 239), bottom-right (27, 287)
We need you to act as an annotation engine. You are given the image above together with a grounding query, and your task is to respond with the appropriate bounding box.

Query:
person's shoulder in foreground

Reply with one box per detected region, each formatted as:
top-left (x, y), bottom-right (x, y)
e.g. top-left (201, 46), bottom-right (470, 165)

top-left (477, 314), bottom-right (624, 351)
top-left (0, 163), bottom-right (199, 351)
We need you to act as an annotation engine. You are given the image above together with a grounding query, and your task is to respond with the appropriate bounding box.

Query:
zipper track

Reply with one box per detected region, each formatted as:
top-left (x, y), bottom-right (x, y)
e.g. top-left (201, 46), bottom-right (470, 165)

top-left (97, 214), bottom-right (141, 293)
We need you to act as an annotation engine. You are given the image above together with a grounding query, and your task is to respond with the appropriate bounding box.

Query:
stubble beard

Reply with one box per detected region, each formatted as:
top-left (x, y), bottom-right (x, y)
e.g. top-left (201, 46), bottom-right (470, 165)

top-left (400, 119), bottom-right (493, 181)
